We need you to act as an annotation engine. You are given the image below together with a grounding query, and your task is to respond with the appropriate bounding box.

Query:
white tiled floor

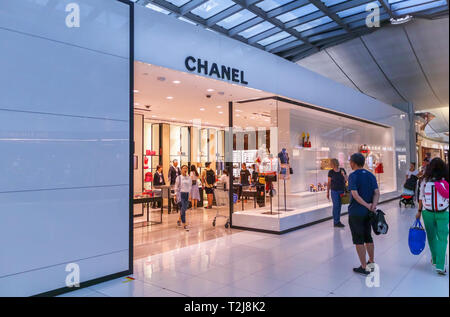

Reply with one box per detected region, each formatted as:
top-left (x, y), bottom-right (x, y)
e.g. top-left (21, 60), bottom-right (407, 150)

top-left (60, 201), bottom-right (449, 297)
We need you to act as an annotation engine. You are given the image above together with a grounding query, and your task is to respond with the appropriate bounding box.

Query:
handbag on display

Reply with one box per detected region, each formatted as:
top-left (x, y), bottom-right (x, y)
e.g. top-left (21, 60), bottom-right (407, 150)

top-left (408, 219), bottom-right (426, 255)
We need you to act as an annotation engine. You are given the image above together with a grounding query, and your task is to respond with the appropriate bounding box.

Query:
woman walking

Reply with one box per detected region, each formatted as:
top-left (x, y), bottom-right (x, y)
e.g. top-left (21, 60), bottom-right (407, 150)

top-left (416, 157), bottom-right (449, 275)
top-left (175, 165), bottom-right (192, 231)
top-left (327, 158), bottom-right (348, 228)
top-left (190, 165), bottom-right (200, 209)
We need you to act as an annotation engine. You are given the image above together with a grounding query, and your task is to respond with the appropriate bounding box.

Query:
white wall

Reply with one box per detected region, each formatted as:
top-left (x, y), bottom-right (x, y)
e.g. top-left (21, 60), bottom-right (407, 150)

top-left (0, 0), bottom-right (130, 296)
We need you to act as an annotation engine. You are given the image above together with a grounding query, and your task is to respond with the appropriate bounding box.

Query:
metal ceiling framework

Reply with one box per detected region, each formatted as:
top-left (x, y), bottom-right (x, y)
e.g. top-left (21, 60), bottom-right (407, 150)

top-left (133, 0), bottom-right (449, 62)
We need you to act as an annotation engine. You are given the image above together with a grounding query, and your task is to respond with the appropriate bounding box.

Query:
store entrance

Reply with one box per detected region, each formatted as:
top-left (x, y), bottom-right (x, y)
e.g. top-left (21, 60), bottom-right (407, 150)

top-left (132, 62), bottom-right (271, 260)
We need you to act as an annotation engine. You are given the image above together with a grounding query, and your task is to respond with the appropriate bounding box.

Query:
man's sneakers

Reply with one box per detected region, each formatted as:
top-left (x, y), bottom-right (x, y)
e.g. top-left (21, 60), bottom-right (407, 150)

top-left (334, 222), bottom-right (345, 228)
top-left (353, 266), bottom-right (370, 276)
top-left (436, 268), bottom-right (447, 275)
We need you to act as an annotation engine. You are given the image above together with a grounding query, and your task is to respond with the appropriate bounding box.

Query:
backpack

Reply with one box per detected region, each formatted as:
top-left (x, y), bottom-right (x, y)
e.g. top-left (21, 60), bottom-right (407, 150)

top-left (423, 180), bottom-right (449, 212)
top-left (206, 169), bottom-right (216, 186)
top-left (369, 209), bottom-right (388, 235)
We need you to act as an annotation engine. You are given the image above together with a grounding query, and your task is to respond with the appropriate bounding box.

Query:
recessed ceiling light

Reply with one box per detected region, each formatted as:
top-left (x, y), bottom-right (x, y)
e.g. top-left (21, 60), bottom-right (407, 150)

top-left (134, 103), bottom-right (140, 106)
top-left (173, 80), bottom-right (181, 84)
top-left (166, 96), bottom-right (174, 100)
top-left (152, 115), bottom-right (157, 118)
top-left (207, 89), bottom-right (214, 92)
top-left (134, 90), bottom-right (139, 93)
top-left (200, 108), bottom-right (205, 111)
top-left (236, 109), bottom-right (243, 113)
top-left (219, 111), bottom-right (224, 114)
top-left (216, 105), bottom-right (222, 109)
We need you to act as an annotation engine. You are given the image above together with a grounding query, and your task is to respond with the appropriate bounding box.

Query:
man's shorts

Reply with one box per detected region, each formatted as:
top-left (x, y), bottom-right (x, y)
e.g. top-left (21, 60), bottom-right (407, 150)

top-left (349, 213), bottom-right (373, 245)
top-left (205, 187), bottom-right (214, 195)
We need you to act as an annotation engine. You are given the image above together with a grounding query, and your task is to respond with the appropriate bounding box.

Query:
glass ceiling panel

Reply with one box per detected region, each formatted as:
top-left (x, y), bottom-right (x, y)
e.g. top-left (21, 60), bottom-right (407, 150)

top-left (337, 1), bottom-right (380, 18)
top-left (238, 21), bottom-right (275, 38)
top-left (191, 0), bottom-right (235, 19)
top-left (321, 0), bottom-right (348, 6)
top-left (255, 0), bottom-right (294, 12)
top-left (387, 0), bottom-right (403, 4)
top-left (276, 4), bottom-right (320, 23)
top-left (216, 9), bottom-right (257, 29)
top-left (258, 31), bottom-right (290, 46)
top-left (393, 0), bottom-right (447, 14)
top-left (294, 15), bottom-right (333, 32)
top-left (145, 3), bottom-right (171, 14)
top-left (165, 0), bottom-right (192, 7)
top-left (391, 0), bottom-right (444, 10)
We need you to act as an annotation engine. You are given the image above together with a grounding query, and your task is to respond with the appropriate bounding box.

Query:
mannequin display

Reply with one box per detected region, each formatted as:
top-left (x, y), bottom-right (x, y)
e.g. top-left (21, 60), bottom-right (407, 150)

top-left (278, 148), bottom-right (291, 211)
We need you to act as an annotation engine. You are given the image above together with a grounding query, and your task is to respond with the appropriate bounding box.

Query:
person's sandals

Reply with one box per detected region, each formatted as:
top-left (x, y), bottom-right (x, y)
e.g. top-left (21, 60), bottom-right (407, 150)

top-left (184, 225), bottom-right (189, 232)
top-left (353, 266), bottom-right (370, 276)
top-left (177, 220), bottom-right (181, 227)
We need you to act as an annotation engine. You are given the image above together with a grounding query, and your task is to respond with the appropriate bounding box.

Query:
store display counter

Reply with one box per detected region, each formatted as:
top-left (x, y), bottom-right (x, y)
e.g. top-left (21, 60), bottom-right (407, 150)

top-left (133, 192), bottom-right (163, 227)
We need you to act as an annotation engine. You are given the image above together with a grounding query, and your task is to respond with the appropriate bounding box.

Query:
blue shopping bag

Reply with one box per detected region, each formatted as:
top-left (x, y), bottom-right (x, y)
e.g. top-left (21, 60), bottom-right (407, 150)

top-left (408, 219), bottom-right (426, 255)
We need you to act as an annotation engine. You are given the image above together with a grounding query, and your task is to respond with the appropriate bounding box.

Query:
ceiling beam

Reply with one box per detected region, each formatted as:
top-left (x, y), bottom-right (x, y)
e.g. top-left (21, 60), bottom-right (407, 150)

top-left (231, 0), bottom-right (318, 49)
top-left (378, 0), bottom-right (395, 19)
top-left (306, 0), bottom-right (352, 33)
top-left (180, 0), bottom-right (209, 16)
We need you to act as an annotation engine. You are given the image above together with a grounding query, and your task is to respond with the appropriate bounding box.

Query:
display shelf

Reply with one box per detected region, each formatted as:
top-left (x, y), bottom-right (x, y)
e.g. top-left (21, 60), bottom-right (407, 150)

top-left (290, 191), bottom-right (327, 197)
top-left (293, 146), bottom-right (330, 151)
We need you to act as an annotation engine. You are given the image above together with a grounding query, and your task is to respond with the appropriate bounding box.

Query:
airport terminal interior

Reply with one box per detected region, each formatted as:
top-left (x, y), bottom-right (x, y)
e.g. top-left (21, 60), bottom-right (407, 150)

top-left (1, 0), bottom-right (449, 298)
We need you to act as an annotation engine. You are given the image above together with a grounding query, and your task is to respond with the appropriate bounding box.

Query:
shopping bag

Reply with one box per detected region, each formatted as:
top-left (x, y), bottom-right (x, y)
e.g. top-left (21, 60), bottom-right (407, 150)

top-left (408, 219), bottom-right (426, 255)
top-left (340, 192), bottom-right (350, 205)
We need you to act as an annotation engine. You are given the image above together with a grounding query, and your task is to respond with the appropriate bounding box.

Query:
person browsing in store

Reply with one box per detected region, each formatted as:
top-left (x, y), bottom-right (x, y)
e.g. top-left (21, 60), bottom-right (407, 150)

top-left (219, 170), bottom-right (230, 191)
top-left (327, 159), bottom-right (348, 228)
top-left (239, 163), bottom-right (251, 202)
top-left (347, 153), bottom-right (380, 276)
top-left (152, 165), bottom-right (165, 208)
top-left (201, 162), bottom-right (216, 209)
top-left (190, 165), bottom-right (200, 209)
top-left (168, 159), bottom-right (181, 186)
top-left (175, 165), bottom-right (192, 231)
top-left (416, 157), bottom-right (449, 275)
top-left (153, 165), bottom-right (165, 186)
top-left (406, 162), bottom-right (418, 181)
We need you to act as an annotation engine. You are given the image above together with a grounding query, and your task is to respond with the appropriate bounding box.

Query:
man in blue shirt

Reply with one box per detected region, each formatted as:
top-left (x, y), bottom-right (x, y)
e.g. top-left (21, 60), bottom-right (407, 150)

top-left (348, 153), bottom-right (380, 276)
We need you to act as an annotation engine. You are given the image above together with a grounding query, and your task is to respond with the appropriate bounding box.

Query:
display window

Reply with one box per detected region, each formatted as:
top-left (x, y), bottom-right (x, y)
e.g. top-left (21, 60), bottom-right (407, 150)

top-left (230, 97), bottom-right (397, 232)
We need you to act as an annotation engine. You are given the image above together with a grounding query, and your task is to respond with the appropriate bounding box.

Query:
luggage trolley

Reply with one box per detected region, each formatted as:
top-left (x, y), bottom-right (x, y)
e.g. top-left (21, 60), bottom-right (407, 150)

top-left (212, 183), bottom-right (231, 228)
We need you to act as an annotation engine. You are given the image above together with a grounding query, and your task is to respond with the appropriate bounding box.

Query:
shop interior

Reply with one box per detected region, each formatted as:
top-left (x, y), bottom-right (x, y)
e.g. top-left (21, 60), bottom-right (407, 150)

top-left (132, 62), bottom-right (271, 258)
top-left (132, 61), bottom-right (398, 257)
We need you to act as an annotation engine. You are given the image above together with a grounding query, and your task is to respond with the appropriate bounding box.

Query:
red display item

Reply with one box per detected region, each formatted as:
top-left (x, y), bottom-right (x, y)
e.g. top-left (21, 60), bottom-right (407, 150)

top-left (146, 150), bottom-right (151, 156)
top-left (375, 163), bottom-right (384, 174)
top-left (144, 157), bottom-right (149, 164)
top-left (359, 144), bottom-right (370, 154)
top-left (144, 172), bottom-right (153, 182)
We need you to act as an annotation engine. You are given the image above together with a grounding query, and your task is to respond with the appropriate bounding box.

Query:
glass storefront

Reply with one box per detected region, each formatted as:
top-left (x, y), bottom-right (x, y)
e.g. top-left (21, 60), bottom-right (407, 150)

top-left (230, 97), bottom-right (397, 232)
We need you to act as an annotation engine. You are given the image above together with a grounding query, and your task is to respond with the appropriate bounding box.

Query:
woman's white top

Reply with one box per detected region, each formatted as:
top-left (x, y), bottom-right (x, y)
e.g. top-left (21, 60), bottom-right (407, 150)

top-left (219, 175), bottom-right (229, 189)
top-left (190, 172), bottom-right (199, 183)
top-left (175, 175), bottom-right (192, 195)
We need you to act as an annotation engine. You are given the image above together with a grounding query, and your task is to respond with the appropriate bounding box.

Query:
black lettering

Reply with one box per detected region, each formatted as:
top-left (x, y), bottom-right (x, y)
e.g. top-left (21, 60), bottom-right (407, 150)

top-left (221, 66), bottom-right (231, 80)
top-left (197, 58), bottom-right (208, 75)
top-left (185, 56), bottom-right (196, 72)
top-left (231, 68), bottom-right (239, 83)
top-left (209, 63), bottom-right (220, 78)
top-left (240, 70), bottom-right (248, 85)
